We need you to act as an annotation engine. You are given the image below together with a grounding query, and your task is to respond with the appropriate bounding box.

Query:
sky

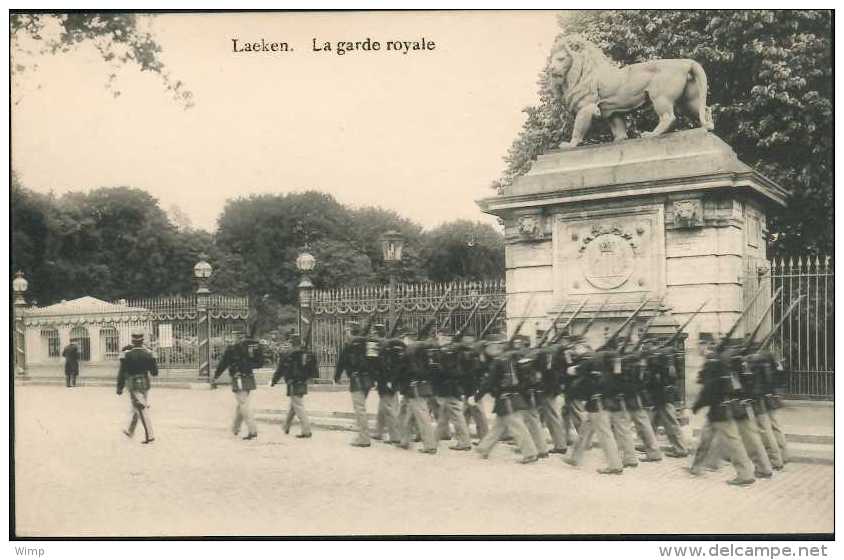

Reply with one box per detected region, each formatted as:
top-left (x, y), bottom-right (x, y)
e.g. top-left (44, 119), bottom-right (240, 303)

top-left (11, 11), bottom-right (562, 232)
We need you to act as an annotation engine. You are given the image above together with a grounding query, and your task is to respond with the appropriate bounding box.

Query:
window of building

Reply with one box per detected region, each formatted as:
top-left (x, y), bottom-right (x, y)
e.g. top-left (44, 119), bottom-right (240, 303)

top-left (40, 327), bottom-right (60, 358)
top-left (100, 326), bottom-right (120, 360)
top-left (70, 326), bottom-right (91, 361)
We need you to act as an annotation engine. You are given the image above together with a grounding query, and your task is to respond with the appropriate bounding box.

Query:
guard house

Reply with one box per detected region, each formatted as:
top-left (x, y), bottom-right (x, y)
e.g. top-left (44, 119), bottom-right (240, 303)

top-left (22, 296), bottom-right (151, 373)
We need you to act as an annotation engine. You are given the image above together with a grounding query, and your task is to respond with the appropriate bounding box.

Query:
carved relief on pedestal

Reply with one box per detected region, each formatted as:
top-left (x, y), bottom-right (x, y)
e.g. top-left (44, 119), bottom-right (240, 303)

top-left (578, 225), bottom-right (637, 290)
top-left (672, 199), bottom-right (703, 229)
top-left (516, 214), bottom-right (545, 241)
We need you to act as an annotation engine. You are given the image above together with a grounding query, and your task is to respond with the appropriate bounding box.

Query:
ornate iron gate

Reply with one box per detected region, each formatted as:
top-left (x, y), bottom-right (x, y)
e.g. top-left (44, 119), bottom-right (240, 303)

top-left (121, 295), bottom-right (249, 372)
top-left (743, 256), bottom-right (833, 399)
top-left (311, 280), bottom-right (506, 380)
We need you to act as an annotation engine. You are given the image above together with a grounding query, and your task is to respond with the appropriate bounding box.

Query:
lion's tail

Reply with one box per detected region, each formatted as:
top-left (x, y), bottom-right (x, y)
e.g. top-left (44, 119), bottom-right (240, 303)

top-left (690, 61), bottom-right (714, 131)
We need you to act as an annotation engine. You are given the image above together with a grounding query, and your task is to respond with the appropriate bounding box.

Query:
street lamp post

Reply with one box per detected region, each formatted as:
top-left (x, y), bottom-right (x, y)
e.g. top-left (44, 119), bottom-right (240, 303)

top-left (296, 249), bottom-right (316, 347)
top-left (12, 271), bottom-right (29, 377)
top-left (381, 231), bottom-right (405, 332)
top-left (194, 256), bottom-right (213, 379)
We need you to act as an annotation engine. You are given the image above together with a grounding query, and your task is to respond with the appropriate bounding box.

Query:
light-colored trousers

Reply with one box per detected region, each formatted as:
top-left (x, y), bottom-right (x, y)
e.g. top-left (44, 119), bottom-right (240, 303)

top-left (232, 390), bottom-right (257, 435)
top-left (435, 396), bottom-right (472, 447)
top-left (463, 401), bottom-right (489, 439)
top-left (610, 409), bottom-right (639, 465)
top-left (755, 411), bottom-right (784, 468)
top-left (768, 408), bottom-right (789, 462)
top-left (650, 402), bottom-right (690, 455)
top-left (375, 392), bottom-right (401, 441)
top-left (538, 394), bottom-right (568, 449)
top-left (522, 407), bottom-right (549, 455)
top-left (350, 390), bottom-right (370, 445)
top-left (284, 395), bottom-right (312, 436)
top-left (571, 409), bottom-right (622, 470)
top-left (562, 397), bottom-right (585, 444)
top-left (127, 389), bottom-right (154, 440)
top-left (630, 407), bottom-right (663, 460)
top-left (692, 418), bottom-right (755, 480)
top-left (736, 410), bottom-right (774, 475)
top-left (476, 411), bottom-right (537, 459)
top-left (399, 396), bottom-right (438, 451)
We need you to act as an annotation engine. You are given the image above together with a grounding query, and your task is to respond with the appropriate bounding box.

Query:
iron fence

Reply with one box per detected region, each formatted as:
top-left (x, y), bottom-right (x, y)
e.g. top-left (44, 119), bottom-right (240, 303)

top-left (743, 256), bottom-right (833, 400)
top-left (310, 280), bottom-right (506, 380)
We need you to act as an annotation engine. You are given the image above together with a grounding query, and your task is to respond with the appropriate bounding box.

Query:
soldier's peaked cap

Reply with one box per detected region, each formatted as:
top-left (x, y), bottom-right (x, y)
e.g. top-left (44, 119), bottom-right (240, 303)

top-left (131, 329), bottom-right (145, 343)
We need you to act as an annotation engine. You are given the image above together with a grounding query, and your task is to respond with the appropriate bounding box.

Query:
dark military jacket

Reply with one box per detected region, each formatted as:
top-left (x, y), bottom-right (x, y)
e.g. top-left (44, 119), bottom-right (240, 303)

top-left (272, 346), bottom-right (318, 396)
top-left (479, 349), bottom-right (529, 416)
top-left (377, 337), bottom-right (406, 395)
top-left (399, 340), bottom-right (436, 398)
top-left (117, 345), bottom-right (158, 394)
top-left (692, 353), bottom-right (747, 423)
top-left (642, 347), bottom-right (679, 405)
top-left (434, 341), bottom-right (464, 399)
top-left (617, 351), bottom-right (648, 410)
top-left (455, 341), bottom-right (484, 400)
top-left (214, 339), bottom-right (264, 392)
top-left (748, 350), bottom-right (784, 410)
top-left (334, 336), bottom-right (375, 392)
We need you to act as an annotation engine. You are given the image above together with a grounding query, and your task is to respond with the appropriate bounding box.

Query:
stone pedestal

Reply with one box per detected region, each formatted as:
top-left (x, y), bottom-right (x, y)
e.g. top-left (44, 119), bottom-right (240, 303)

top-left (477, 130), bottom-right (787, 401)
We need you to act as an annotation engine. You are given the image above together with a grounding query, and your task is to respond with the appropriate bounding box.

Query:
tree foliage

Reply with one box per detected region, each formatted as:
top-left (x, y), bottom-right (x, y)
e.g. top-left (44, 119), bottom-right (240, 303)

top-left (11, 12), bottom-right (193, 107)
top-left (495, 10), bottom-right (832, 256)
top-left (421, 220), bottom-right (506, 282)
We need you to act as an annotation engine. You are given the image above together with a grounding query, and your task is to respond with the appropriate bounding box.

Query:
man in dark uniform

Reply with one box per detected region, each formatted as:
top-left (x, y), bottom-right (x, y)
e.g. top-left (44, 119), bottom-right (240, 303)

top-left (457, 331), bottom-right (489, 441)
top-left (271, 332), bottom-right (316, 438)
top-left (642, 341), bottom-right (690, 458)
top-left (532, 339), bottom-right (569, 454)
top-left (515, 342), bottom-right (550, 459)
top-left (689, 340), bottom-right (756, 485)
top-left (396, 331), bottom-right (439, 454)
top-left (335, 322), bottom-right (376, 447)
top-left (564, 342), bottom-right (624, 474)
top-left (214, 329), bottom-right (264, 440)
top-left (748, 348), bottom-right (789, 465)
top-left (741, 349), bottom-right (784, 469)
top-left (62, 342), bottom-right (80, 387)
top-left (433, 330), bottom-right (473, 451)
top-left (558, 331), bottom-right (586, 446)
top-left (618, 345), bottom-right (663, 462)
top-left (117, 331), bottom-right (158, 444)
top-left (376, 330), bottom-right (406, 444)
top-left (475, 334), bottom-right (538, 464)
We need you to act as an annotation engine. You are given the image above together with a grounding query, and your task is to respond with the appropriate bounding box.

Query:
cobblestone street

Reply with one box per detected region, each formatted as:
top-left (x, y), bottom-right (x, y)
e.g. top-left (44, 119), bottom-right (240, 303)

top-left (14, 385), bottom-right (833, 537)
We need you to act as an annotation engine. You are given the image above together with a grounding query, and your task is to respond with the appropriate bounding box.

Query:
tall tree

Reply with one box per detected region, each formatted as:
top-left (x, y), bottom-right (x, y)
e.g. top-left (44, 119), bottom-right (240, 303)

top-left (495, 10), bottom-right (832, 256)
top-left (11, 12), bottom-right (193, 107)
top-left (422, 220), bottom-right (505, 282)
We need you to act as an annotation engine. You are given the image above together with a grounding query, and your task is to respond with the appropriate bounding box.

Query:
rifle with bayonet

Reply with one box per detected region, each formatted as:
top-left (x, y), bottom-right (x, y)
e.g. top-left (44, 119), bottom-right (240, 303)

top-left (579, 297), bottom-right (609, 338)
top-left (454, 297), bottom-right (484, 340)
top-left (597, 296), bottom-right (650, 352)
top-left (387, 306), bottom-right (406, 339)
top-left (655, 298), bottom-right (710, 351)
top-left (741, 287), bottom-right (783, 353)
top-left (360, 291), bottom-right (389, 337)
top-left (757, 295), bottom-right (806, 352)
top-left (417, 287), bottom-right (454, 338)
top-left (715, 281), bottom-right (769, 352)
top-left (625, 294), bottom-right (668, 353)
top-left (479, 298), bottom-right (507, 339)
top-left (549, 298), bottom-right (590, 345)
top-left (507, 295), bottom-right (535, 346)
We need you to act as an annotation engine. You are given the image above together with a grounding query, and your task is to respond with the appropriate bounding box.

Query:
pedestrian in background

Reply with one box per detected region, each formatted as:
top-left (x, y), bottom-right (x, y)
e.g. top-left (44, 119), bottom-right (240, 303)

top-left (62, 341), bottom-right (80, 387)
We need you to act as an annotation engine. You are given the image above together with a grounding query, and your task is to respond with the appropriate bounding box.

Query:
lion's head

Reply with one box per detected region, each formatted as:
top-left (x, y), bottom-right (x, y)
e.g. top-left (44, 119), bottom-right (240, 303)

top-left (547, 36), bottom-right (613, 113)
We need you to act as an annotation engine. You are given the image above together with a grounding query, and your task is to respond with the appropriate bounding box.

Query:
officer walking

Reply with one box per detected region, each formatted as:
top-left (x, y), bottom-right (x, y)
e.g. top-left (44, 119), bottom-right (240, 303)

top-left (214, 329), bottom-right (264, 440)
top-left (334, 322), bottom-right (376, 447)
top-left (117, 331), bottom-right (158, 444)
top-left (271, 332), bottom-right (316, 438)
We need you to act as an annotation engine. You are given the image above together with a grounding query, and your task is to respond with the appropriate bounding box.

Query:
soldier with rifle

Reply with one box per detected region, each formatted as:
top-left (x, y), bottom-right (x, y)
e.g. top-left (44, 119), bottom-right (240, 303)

top-left (271, 329), bottom-right (317, 439)
top-left (334, 303), bottom-right (383, 447)
top-left (374, 313), bottom-right (405, 444)
top-left (563, 336), bottom-right (624, 474)
top-left (514, 340), bottom-right (550, 459)
top-left (745, 330), bottom-right (792, 466)
top-left (689, 334), bottom-right (757, 485)
top-left (434, 327), bottom-right (474, 450)
top-left (640, 300), bottom-right (708, 458)
top-left (616, 328), bottom-right (664, 463)
top-left (457, 328), bottom-right (489, 441)
top-left (599, 299), bottom-right (652, 468)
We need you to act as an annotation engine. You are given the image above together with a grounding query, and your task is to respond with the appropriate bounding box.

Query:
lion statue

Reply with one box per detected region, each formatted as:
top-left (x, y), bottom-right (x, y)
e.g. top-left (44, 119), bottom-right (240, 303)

top-left (548, 36), bottom-right (715, 149)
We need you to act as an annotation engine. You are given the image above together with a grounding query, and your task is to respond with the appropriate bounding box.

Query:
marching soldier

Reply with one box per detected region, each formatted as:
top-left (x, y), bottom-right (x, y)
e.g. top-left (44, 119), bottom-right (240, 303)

top-left (475, 334), bottom-right (538, 464)
top-left (334, 322), bottom-right (376, 447)
top-left (457, 330), bottom-right (489, 441)
top-left (117, 331), bottom-right (158, 444)
top-left (642, 341), bottom-right (690, 458)
top-left (558, 331), bottom-right (586, 446)
top-left (599, 343), bottom-right (640, 468)
top-left (564, 340), bottom-right (624, 474)
top-left (618, 346), bottom-right (663, 462)
top-left (271, 332), bottom-right (316, 438)
top-left (748, 348), bottom-right (789, 465)
top-left (534, 339), bottom-right (569, 454)
top-left (214, 329), bottom-right (264, 440)
top-left (689, 338), bottom-right (757, 485)
top-left (741, 348), bottom-right (784, 469)
top-left (374, 328), bottom-right (403, 444)
top-left (515, 342), bottom-right (550, 459)
top-left (434, 330), bottom-right (473, 451)
top-left (397, 331), bottom-right (439, 454)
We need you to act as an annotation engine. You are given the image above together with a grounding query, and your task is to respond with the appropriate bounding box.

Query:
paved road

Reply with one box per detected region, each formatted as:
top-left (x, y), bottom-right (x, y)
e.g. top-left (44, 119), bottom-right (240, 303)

top-left (13, 386), bottom-right (833, 537)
